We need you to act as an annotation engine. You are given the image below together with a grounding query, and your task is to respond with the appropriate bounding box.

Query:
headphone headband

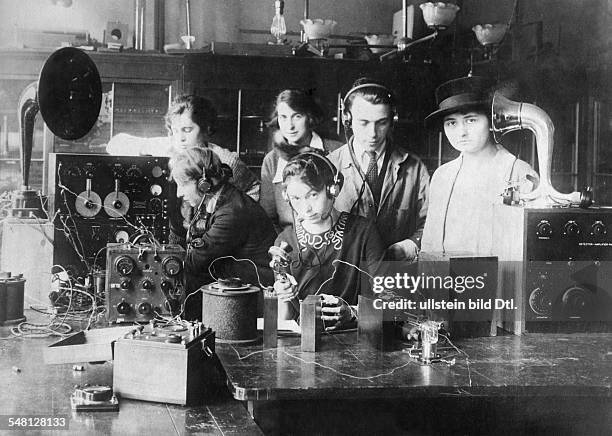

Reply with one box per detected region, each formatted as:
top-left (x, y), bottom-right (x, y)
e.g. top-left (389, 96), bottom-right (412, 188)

top-left (341, 82), bottom-right (397, 128)
top-left (286, 151), bottom-right (344, 198)
top-left (342, 83), bottom-right (393, 110)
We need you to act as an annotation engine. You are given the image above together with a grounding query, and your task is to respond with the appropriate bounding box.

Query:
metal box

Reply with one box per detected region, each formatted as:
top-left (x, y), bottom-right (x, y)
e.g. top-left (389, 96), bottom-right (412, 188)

top-left (113, 326), bottom-right (215, 405)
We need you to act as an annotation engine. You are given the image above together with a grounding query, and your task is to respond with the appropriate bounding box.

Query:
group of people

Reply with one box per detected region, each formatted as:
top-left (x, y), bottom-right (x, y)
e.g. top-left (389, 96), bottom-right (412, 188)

top-left (106, 75), bottom-right (539, 328)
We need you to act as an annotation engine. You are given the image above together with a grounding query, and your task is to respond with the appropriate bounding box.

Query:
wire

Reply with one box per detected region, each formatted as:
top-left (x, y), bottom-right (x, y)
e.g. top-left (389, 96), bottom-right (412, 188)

top-left (208, 255), bottom-right (266, 289)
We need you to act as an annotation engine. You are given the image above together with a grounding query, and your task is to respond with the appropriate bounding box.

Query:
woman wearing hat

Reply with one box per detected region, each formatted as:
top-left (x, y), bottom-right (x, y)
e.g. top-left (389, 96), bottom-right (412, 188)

top-left (421, 76), bottom-right (538, 255)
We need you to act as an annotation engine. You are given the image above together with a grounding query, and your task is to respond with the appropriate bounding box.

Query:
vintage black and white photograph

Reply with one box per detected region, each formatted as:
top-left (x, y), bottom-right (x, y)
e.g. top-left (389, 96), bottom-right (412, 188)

top-left (0, 1), bottom-right (611, 434)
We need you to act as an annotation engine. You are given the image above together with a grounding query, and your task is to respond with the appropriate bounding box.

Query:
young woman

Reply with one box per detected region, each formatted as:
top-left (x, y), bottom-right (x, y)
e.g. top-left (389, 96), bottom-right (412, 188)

top-left (106, 94), bottom-right (260, 200)
top-left (260, 89), bottom-right (342, 232)
top-left (169, 147), bottom-right (276, 320)
top-left (421, 76), bottom-right (538, 255)
top-left (273, 151), bottom-right (385, 330)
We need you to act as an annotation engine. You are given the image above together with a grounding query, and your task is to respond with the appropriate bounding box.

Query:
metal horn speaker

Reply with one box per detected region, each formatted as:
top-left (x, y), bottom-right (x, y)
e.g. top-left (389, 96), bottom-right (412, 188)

top-left (15, 47), bottom-right (101, 216)
top-left (491, 92), bottom-right (591, 207)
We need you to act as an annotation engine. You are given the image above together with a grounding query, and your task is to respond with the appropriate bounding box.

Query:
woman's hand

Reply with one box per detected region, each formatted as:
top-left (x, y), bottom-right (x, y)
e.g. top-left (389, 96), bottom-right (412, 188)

top-left (273, 274), bottom-right (298, 302)
top-left (320, 294), bottom-right (354, 331)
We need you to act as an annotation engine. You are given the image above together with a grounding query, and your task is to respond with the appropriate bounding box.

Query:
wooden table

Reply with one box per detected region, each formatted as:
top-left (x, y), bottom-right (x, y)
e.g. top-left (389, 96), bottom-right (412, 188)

top-left (216, 331), bottom-right (612, 434)
top-left (0, 311), bottom-right (263, 435)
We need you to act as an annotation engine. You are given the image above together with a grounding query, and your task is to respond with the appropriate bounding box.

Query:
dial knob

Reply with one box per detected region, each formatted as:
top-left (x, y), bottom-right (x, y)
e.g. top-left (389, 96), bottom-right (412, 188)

top-left (528, 287), bottom-right (553, 317)
top-left (116, 300), bottom-right (131, 315)
top-left (126, 167), bottom-right (142, 179)
top-left (561, 286), bottom-right (591, 318)
top-left (120, 278), bottom-right (131, 290)
top-left (536, 220), bottom-right (553, 238)
top-left (162, 257), bottom-right (183, 277)
top-left (563, 220), bottom-right (581, 237)
top-left (115, 256), bottom-right (135, 276)
top-left (141, 279), bottom-right (153, 290)
top-left (592, 221), bottom-right (607, 236)
top-left (160, 280), bottom-right (171, 292)
top-left (148, 197), bottom-right (163, 213)
top-left (137, 302), bottom-right (152, 314)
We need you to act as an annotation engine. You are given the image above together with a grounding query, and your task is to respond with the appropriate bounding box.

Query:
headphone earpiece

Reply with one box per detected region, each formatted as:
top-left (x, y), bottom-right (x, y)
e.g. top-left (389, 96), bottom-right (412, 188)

top-left (197, 177), bottom-right (211, 194)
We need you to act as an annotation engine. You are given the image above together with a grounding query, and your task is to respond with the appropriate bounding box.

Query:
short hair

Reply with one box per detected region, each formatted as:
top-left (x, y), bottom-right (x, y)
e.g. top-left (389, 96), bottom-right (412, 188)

top-left (344, 77), bottom-right (394, 113)
top-left (169, 147), bottom-right (230, 186)
top-left (165, 94), bottom-right (217, 135)
top-left (268, 89), bottom-right (325, 129)
top-left (282, 152), bottom-right (335, 194)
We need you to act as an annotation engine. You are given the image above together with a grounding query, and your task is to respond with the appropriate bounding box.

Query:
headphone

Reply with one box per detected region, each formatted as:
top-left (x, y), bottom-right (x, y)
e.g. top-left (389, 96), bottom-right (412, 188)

top-left (194, 148), bottom-right (232, 194)
top-left (340, 83), bottom-right (399, 129)
top-left (283, 152), bottom-right (344, 200)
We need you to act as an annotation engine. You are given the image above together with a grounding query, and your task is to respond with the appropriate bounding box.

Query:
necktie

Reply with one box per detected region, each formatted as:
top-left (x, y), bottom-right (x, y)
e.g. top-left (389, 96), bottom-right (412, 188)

top-left (365, 150), bottom-right (378, 189)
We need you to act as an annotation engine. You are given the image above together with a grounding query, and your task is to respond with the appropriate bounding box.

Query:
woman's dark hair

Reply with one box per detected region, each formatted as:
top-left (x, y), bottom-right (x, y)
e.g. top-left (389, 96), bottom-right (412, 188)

top-left (268, 89), bottom-right (325, 129)
top-left (282, 152), bottom-right (335, 194)
top-left (165, 94), bottom-right (217, 135)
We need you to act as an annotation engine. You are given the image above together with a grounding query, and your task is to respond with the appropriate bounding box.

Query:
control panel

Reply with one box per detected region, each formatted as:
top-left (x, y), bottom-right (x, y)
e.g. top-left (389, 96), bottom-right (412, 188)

top-left (523, 208), bottom-right (612, 331)
top-left (48, 153), bottom-right (176, 278)
top-left (105, 243), bottom-right (185, 323)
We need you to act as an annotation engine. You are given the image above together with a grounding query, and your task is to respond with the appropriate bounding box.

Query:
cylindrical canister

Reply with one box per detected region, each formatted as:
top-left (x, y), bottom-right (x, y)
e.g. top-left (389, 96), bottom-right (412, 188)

top-left (201, 284), bottom-right (260, 343)
top-left (93, 270), bottom-right (106, 297)
top-left (1, 272), bottom-right (26, 325)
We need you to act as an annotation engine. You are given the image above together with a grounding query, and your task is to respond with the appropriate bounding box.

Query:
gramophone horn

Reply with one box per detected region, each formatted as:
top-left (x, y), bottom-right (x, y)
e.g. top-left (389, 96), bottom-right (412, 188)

top-left (14, 47), bottom-right (101, 216)
top-left (491, 92), bottom-right (523, 143)
top-left (38, 47), bottom-right (102, 140)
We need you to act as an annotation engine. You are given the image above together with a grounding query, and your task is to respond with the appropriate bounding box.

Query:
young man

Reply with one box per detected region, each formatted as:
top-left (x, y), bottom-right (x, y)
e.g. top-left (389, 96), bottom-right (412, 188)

top-left (329, 78), bottom-right (430, 261)
top-left (421, 76), bottom-right (539, 255)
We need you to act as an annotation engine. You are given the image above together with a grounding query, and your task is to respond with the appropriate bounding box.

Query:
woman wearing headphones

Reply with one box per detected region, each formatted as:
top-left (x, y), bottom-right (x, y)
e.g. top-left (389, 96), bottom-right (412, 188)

top-left (273, 151), bottom-right (385, 330)
top-left (169, 147), bottom-right (276, 320)
top-left (260, 89), bottom-right (343, 232)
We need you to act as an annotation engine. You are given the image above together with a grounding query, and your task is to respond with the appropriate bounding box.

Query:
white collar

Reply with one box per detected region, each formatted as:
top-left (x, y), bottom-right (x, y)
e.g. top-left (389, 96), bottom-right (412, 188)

top-left (273, 132), bottom-right (325, 183)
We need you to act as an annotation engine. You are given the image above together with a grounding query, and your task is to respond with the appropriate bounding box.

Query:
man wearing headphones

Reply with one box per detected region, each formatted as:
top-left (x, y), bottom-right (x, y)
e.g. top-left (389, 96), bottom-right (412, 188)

top-left (273, 151), bottom-right (386, 330)
top-left (169, 147), bottom-right (276, 320)
top-left (329, 78), bottom-right (430, 261)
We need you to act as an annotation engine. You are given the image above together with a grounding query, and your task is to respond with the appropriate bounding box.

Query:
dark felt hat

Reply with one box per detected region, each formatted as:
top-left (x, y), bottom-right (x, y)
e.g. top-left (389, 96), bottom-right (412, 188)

top-left (425, 76), bottom-right (492, 127)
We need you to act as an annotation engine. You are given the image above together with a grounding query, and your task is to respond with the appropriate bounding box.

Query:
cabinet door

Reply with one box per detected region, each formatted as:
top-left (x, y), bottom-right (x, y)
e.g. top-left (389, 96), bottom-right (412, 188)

top-left (53, 82), bottom-right (171, 154)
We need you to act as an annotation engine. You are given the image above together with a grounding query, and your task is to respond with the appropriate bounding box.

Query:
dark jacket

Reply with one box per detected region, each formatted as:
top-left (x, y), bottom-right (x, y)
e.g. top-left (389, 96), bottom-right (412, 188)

top-left (329, 140), bottom-right (430, 250)
top-left (178, 183), bottom-right (277, 318)
top-left (275, 212), bottom-right (385, 307)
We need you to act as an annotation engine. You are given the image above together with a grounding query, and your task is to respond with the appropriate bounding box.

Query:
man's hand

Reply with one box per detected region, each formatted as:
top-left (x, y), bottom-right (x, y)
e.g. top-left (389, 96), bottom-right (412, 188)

top-left (320, 294), bottom-right (354, 331)
top-left (273, 274), bottom-right (298, 302)
top-left (386, 239), bottom-right (419, 261)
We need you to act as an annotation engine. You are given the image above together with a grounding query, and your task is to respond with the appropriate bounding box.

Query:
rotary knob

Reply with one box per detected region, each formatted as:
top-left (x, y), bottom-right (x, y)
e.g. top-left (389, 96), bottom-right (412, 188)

top-left (561, 286), bottom-right (591, 318)
top-left (563, 220), bottom-right (581, 237)
top-left (592, 221), bottom-right (607, 236)
top-left (536, 220), bottom-right (553, 238)
top-left (116, 300), bottom-right (131, 315)
top-left (160, 280), bottom-right (171, 292)
top-left (115, 256), bottom-right (135, 276)
top-left (528, 287), bottom-right (553, 317)
top-left (162, 257), bottom-right (183, 277)
top-left (137, 302), bottom-right (152, 314)
top-left (141, 279), bottom-right (153, 290)
top-left (120, 278), bottom-right (131, 290)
